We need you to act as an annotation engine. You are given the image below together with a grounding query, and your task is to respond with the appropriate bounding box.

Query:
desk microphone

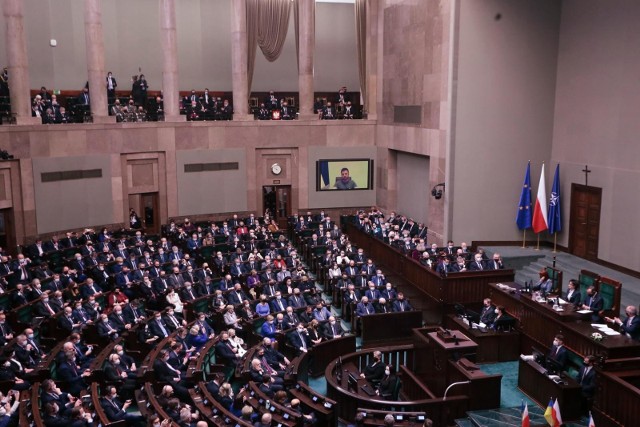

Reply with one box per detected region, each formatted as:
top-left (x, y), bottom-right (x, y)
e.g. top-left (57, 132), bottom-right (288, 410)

top-left (453, 334), bottom-right (459, 345)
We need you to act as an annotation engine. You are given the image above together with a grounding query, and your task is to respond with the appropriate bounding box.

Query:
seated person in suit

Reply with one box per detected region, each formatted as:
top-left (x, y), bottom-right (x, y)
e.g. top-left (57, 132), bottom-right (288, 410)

top-left (375, 297), bottom-right (391, 313)
top-left (103, 353), bottom-right (137, 400)
top-left (57, 351), bottom-right (91, 396)
top-left (392, 292), bottom-right (413, 312)
top-left (605, 305), bottom-right (640, 341)
top-left (565, 279), bottom-right (582, 306)
top-left (322, 316), bottom-right (344, 339)
top-left (356, 296), bottom-right (375, 317)
top-left (533, 269), bottom-right (554, 294)
top-left (215, 330), bottom-right (242, 367)
top-left (547, 334), bottom-right (568, 372)
top-left (288, 323), bottom-right (311, 355)
top-left (488, 253), bottom-right (505, 270)
top-left (99, 385), bottom-right (144, 425)
top-left (479, 298), bottom-right (497, 326)
top-left (580, 286), bottom-right (604, 323)
top-left (360, 350), bottom-right (385, 384)
top-left (468, 253), bottom-right (487, 271)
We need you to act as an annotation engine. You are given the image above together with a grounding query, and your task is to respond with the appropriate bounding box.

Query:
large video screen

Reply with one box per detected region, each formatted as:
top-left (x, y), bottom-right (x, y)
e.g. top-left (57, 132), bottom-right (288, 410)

top-left (316, 159), bottom-right (374, 191)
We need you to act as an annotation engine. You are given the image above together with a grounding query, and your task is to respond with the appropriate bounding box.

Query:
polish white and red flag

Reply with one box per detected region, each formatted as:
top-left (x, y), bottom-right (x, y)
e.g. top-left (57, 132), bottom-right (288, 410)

top-left (532, 163), bottom-right (548, 233)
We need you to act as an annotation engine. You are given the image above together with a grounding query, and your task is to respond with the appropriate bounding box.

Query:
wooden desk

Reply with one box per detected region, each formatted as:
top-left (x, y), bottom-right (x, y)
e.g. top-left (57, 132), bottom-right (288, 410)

top-left (489, 283), bottom-right (640, 359)
top-left (518, 358), bottom-right (582, 421)
top-left (360, 311), bottom-right (423, 347)
top-left (445, 314), bottom-right (520, 363)
top-left (309, 334), bottom-right (356, 377)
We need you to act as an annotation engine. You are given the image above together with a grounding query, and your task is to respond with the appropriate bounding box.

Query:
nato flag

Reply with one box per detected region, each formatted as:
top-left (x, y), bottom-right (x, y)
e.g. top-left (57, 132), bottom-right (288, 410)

top-left (516, 162), bottom-right (533, 230)
top-left (548, 164), bottom-right (562, 234)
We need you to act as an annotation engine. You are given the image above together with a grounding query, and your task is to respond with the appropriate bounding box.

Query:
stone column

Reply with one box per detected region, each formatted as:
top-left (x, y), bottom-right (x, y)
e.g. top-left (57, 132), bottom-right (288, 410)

top-left (230, 0), bottom-right (252, 121)
top-left (2, 0), bottom-right (39, 125)
top-left (297, 0), bottom-right (315, 120)
top-left (84, 0), bottom-right (111, 122)
top-left (159, 0), bottom-right (182, 121)
top-left (365, 0), bottom-right (379, 120)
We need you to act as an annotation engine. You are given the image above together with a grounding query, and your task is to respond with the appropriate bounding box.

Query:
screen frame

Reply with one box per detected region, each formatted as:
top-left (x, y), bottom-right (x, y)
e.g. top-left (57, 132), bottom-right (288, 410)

top-left (316, 158), bottom-right (374, 191)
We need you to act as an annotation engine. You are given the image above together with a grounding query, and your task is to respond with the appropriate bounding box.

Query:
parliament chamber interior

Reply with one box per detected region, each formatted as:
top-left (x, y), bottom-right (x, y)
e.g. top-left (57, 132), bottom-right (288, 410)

top-left (0, 1), bottom-right (639, 427)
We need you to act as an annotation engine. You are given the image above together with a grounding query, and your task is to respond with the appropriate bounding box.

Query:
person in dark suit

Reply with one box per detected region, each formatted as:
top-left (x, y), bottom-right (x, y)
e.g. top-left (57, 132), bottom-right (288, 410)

top-left (392, 293), bottom-right (413, 312)
top-left (356, 296), bottom-right (375, 317)
top-left (581, 286), bottom-right (604, 323)
top-left (361, 351), bottom-right (385, 384)
top-left (565, 279), bottom-right (582, 306)
top-left (479, 298), bottom-right (497, 326)
top-left (577, 355), bottom-right (597, 414)
top-left (148, 312), bottom-right (171, 338)
top-left (468, 253), bottom-right (487, 271)
top-left (57, 352), bottom-right (91, 396)
top-left (288, 323), bottom-right (311, 356)
top-left (270, 292), bottom-right (288, 313)
top-left (487, 253), bottom-right (505, 270)
top-left (99, 386), bottom-right (144, 424)
top-left (227, 283), bottom-right (249, 306)
top-left (103, 353), bottom-right (137, 400)
top-left (322, 316), bottom-right (344, 339)
top-left (215, 331), bottom-right (241, 367)
top-left (206, 373), bottom-right (225, 399)
top-left (96, 314), bottom-right (120, 340)
top-left (106, 72), bottom-right (117, 100)
top-left (435, 257), bottom-right (455, 275)
top-left (547, 334), bottom-right (568, 371)
top-left (57, 307), bottom-right (80, 333)
top-left (605, 305), bottom-right (640, 341)
top-left (0, 311), bottom-right (14, 346)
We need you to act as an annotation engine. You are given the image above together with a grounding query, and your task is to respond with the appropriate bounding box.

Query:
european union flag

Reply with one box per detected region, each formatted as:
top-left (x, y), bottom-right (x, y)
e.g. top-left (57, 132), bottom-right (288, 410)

top-left (516, 162), bottom-right (532, 230)
top-left (548, 164), bottom-right (562, 234)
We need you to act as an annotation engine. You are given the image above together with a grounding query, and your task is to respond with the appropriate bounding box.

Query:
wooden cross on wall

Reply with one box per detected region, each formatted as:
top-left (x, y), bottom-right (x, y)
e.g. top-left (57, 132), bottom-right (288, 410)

top-left (582, 165), bottom-right (591, 186)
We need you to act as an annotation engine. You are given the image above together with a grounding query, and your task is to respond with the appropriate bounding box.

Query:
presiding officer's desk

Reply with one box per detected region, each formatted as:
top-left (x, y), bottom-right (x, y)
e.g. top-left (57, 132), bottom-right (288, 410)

top-left (518, 358), bottom-right (582, 421)
top-left (444, 314), bottom-right (520, 363)
top-left (489, 282), bottom-right (640, 359)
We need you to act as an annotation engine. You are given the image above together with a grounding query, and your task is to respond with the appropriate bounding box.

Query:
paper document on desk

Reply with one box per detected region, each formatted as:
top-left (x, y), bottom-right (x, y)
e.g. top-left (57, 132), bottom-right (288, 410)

top-left (478, 322), bottom-right (487, 329)
top-left (548, 375), bottom-right (561, 381)
top-left (591, 324), bottom-right (607, 329)
top-left (557, 298), bottom-right (567, 304)
top-left (520, 354), bottom-right (534, 361)
top-left (602, 328), bottom-right (621, 336)
top-left (577, 309), bottom-right (593, 314)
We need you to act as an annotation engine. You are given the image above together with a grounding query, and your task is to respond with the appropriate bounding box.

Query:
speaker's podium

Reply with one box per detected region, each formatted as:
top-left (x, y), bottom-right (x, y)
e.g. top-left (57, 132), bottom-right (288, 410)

top-left (413, 327), bottom-right (478, 393)
top-left (518, 357), bottom-right (582, 421)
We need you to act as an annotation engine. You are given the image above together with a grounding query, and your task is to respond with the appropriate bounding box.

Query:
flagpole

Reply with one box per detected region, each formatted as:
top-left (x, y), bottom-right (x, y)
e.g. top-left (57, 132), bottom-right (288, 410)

top-left (536, 233), bottom-right (540, 251)
top-left (522, 230), bottom-right (526, 248)
top-left (553, 233), bottom-right (557, 253)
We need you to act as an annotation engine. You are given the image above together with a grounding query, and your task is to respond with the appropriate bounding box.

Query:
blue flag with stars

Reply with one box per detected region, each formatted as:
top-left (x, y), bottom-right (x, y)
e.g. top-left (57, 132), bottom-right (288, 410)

top-left (548, 164), bottom-right (562, 234)
top-left (516, 162), bottom-right (532, 230)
